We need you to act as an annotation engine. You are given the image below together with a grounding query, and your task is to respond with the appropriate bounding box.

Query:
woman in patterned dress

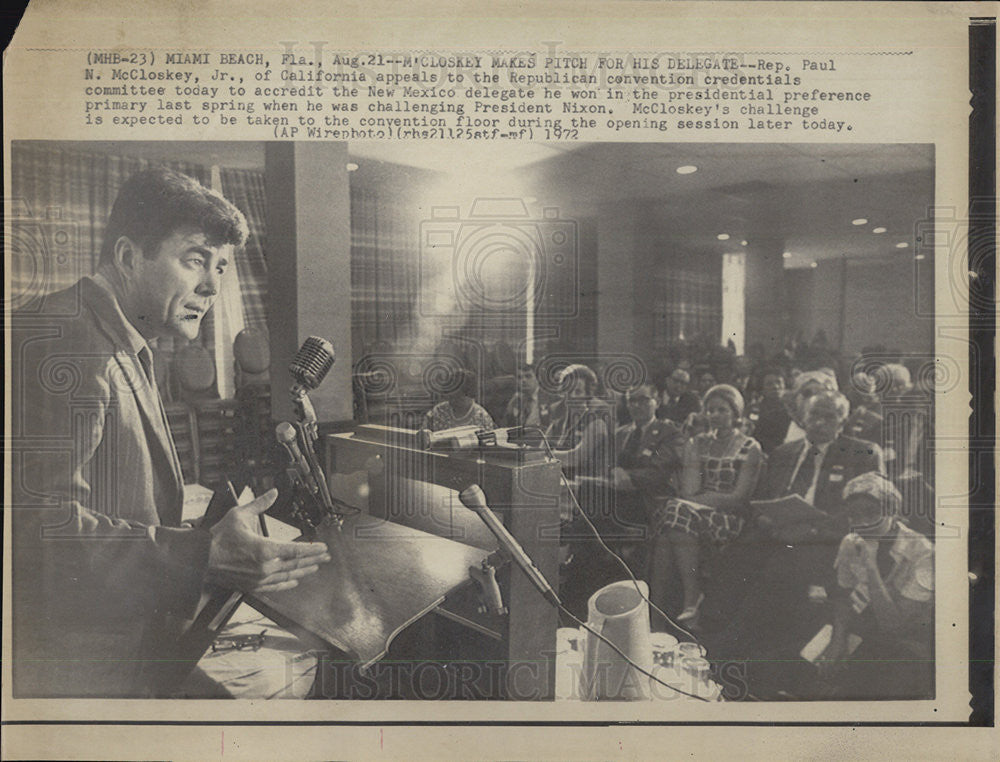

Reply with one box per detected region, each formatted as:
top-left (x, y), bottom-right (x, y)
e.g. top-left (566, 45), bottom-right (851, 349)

top-left (648, 384), bottom-right (763, 625)
top-left (423, 369), bottom-right (495, 432)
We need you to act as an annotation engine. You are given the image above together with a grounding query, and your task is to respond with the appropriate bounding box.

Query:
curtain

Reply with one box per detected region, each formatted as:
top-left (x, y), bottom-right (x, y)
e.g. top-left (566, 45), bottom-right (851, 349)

top-left (652, 266), bottom-right (723, 349)
top-left (219, 167), bottom-right (269, 330)
top-left (350, 182), bottom-right (421, 353)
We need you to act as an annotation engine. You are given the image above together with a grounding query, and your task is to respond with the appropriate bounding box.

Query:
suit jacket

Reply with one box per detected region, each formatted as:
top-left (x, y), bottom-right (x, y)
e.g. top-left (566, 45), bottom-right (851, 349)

top-left (756, 434), bottom-right (885, 520)
top-left (503, 389), bottom-right (553, 429)
top-left (613, 418), bottom-right (685, 497)
top-left (11, 277), bottom-right (211, 697)
top-left (657, 390), bottom-right (701, 425)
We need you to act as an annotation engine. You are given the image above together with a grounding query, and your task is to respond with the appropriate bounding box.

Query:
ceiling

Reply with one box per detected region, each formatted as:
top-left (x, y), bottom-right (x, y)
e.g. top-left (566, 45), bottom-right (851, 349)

top-left (351, 141), bottom-right (934, 268)
top-left (51, 140), bottom-right (933, 269)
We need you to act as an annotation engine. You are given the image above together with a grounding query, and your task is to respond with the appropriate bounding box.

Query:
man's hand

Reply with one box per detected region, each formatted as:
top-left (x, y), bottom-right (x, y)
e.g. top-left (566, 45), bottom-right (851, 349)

top-left (207, 489), bottom-right (331, 594)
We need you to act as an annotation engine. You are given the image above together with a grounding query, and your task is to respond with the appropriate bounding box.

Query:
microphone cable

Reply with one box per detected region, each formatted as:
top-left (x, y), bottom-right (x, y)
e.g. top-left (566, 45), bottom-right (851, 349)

top-left (524, 426), bottom-right (703, 645)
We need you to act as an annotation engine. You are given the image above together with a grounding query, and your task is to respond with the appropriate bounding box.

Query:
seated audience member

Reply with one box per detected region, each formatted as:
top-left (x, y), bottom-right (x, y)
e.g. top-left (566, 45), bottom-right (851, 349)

top-left (696, 369), bottom-right (717, 397)
top-left (648, 385), bottom-right (763, 624)
top-left (745, 371), bottom-right (791, 454)
top-left (611, 383), bottom-right (686, 499)
top-left (755, 390), bottom-right (885, 555)
top-left (814, 472), bottom-right (934, 699)
top-left (598, 383), bottom-right (686, 537)
top-left (704, 391), bottom-right (885, 653)
top-left (843, 371), bottom-right (884, 446)
top-left (876, 362), bottom-right (928, 480)
top-left (656, 368), bottom-right (702, 425)
top-left (424, 369), bottom-right (495, 432)
top-left (547, 364), bottom-right (616, 614)
top-left (758, 391), bottom-right (883, 515)
top-left (503, 363), bottom-right (551, 430)
top-left (782, 368), bottom-right (840, 444)
top-left (547, 364), bottom-right (613, 479)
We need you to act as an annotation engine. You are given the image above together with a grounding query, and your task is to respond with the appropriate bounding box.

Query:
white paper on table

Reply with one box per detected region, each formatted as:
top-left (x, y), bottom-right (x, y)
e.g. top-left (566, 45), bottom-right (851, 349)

top-left (800, 623), bottom-right (863, 663)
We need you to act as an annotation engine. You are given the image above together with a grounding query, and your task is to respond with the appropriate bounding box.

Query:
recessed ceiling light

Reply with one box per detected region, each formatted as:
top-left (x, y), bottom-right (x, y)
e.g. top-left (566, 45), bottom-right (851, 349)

top-left (896, 242), bottom-right (909, 249)
top-left (346, 162), bottom-right (359, 172)
top-left (810, 261), bottom-right (819, 268)
top-left (676, 165), bottom-right (698, 175)
top-left (740, 240), bottom-right (748, 246)
top-left (782, 251), bottom-right (792, 259)
top-left (717, 233), bottom-right (730, 241)
top-left (872, 227), bottom-right (887, 234)
top-left (914, 254), bottom-right (926, 261)
top-left (852, 218), bottom-right (868, 226)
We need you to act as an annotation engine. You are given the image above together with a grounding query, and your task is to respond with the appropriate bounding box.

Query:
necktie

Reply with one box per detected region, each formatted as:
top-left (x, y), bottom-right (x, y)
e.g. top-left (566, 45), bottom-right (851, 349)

top-left (620, 425), bottom-right (643, 469)
top-left (137, 346), bottom-right (155, 386)
top-left (789, 444), bottom-right (821, 498)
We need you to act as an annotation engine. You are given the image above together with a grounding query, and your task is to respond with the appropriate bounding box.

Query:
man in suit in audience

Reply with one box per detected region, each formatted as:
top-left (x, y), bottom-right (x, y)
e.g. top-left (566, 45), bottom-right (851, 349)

top-left (657, 368), bottom-right (702, 425)
top-left (609, 383), bottom-right (687, 528)
top-left (756, 390), bottom-right (884, 522)
top-left (704, 390), bottom-right (884, 660)
top-left (503, 363), bottom-right (551, 430)
top-left (10, 167), bottom-right (331, 697)
top-left (569, 382), bottom-right (683, 531)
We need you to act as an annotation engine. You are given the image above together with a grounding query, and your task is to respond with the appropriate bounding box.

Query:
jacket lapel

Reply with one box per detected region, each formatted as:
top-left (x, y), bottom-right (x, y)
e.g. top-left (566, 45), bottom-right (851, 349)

top-left (82, 280), bottom-right (184, 508)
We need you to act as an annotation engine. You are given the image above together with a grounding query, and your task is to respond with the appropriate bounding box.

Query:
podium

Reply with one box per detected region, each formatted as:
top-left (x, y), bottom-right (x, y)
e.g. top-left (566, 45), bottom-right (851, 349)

top-left (324, 425), bottom-right (563, 700)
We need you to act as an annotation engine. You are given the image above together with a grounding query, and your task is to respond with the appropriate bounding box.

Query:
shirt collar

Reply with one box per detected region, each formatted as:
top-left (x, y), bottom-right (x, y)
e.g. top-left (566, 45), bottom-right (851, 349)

top-left (804, 438), bottom-right (832, 456)
top-left (89, 272), bottom-right (151, 358)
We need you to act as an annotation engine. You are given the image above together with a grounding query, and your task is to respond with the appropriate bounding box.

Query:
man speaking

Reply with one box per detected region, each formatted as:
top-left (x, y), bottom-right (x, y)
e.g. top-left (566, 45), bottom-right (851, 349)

top-left (10, 167), bottom-right (331, 697)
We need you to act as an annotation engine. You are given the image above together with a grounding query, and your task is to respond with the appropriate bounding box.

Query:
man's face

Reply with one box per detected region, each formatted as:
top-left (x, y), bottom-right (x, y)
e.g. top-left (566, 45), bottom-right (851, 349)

top-left (793, 380), bottom-right (826, 419)
top-left (802, 397), bottom-right (846, 444)
top-left (665, 376), bottom-right (685, 396)
top-left (128, 228), bottom-right (232, 341)
top-left (762, 374), bottom-right (785, 400)
top-left (626, 386), bottom-right (657, 425)
top-left (517, 368), bottom-right (539, 394)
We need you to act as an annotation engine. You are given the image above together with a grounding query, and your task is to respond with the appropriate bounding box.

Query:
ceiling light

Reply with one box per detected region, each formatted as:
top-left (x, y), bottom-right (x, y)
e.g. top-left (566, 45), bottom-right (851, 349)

top-left (717, 233), bottom-right (730, 241)
top-left (896, 242), bottom-right (909, 249)
top-left (810, 261), bottom-right (819, 268)
top-left (346, 162), bottom-right (359, 172)
top-left (914, 254), bottom-right (926, 261)
top-left (676, 165), bottom-right (698, 174)
top-left (872, 227), bottom-right (887, 234)
top-left (782, 252), bottom-right (792, 259)
top-left (852, 218), bottom-right (868, 226)
top-left (740, 240), bottom-right (748, 246)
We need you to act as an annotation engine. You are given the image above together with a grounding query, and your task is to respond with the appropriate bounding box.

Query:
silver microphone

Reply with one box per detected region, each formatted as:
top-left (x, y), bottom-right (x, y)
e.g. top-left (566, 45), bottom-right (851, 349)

top-left (458, 484), bottom-right (560, 608)
top-left (289, 337), bottom-right (335, 441)
top-left (275, 421), bottom-right (311, 477)
top-left (289, 336), bottom-right (335, 391)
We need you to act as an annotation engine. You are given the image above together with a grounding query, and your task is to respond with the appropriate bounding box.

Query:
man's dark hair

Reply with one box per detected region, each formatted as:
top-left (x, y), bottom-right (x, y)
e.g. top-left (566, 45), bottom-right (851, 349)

top-left (98, 167), bottom-right (248, 266)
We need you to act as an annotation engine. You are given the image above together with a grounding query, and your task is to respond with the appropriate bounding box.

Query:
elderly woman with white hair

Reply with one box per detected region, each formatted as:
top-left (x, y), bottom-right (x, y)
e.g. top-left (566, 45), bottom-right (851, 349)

top-left (815, 471), bottom-right (934, 698)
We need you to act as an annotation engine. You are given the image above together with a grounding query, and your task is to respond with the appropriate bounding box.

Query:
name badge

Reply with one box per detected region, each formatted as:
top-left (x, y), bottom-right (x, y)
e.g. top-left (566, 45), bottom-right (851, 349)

top-left (828, 473), bottom-right (844, 482)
